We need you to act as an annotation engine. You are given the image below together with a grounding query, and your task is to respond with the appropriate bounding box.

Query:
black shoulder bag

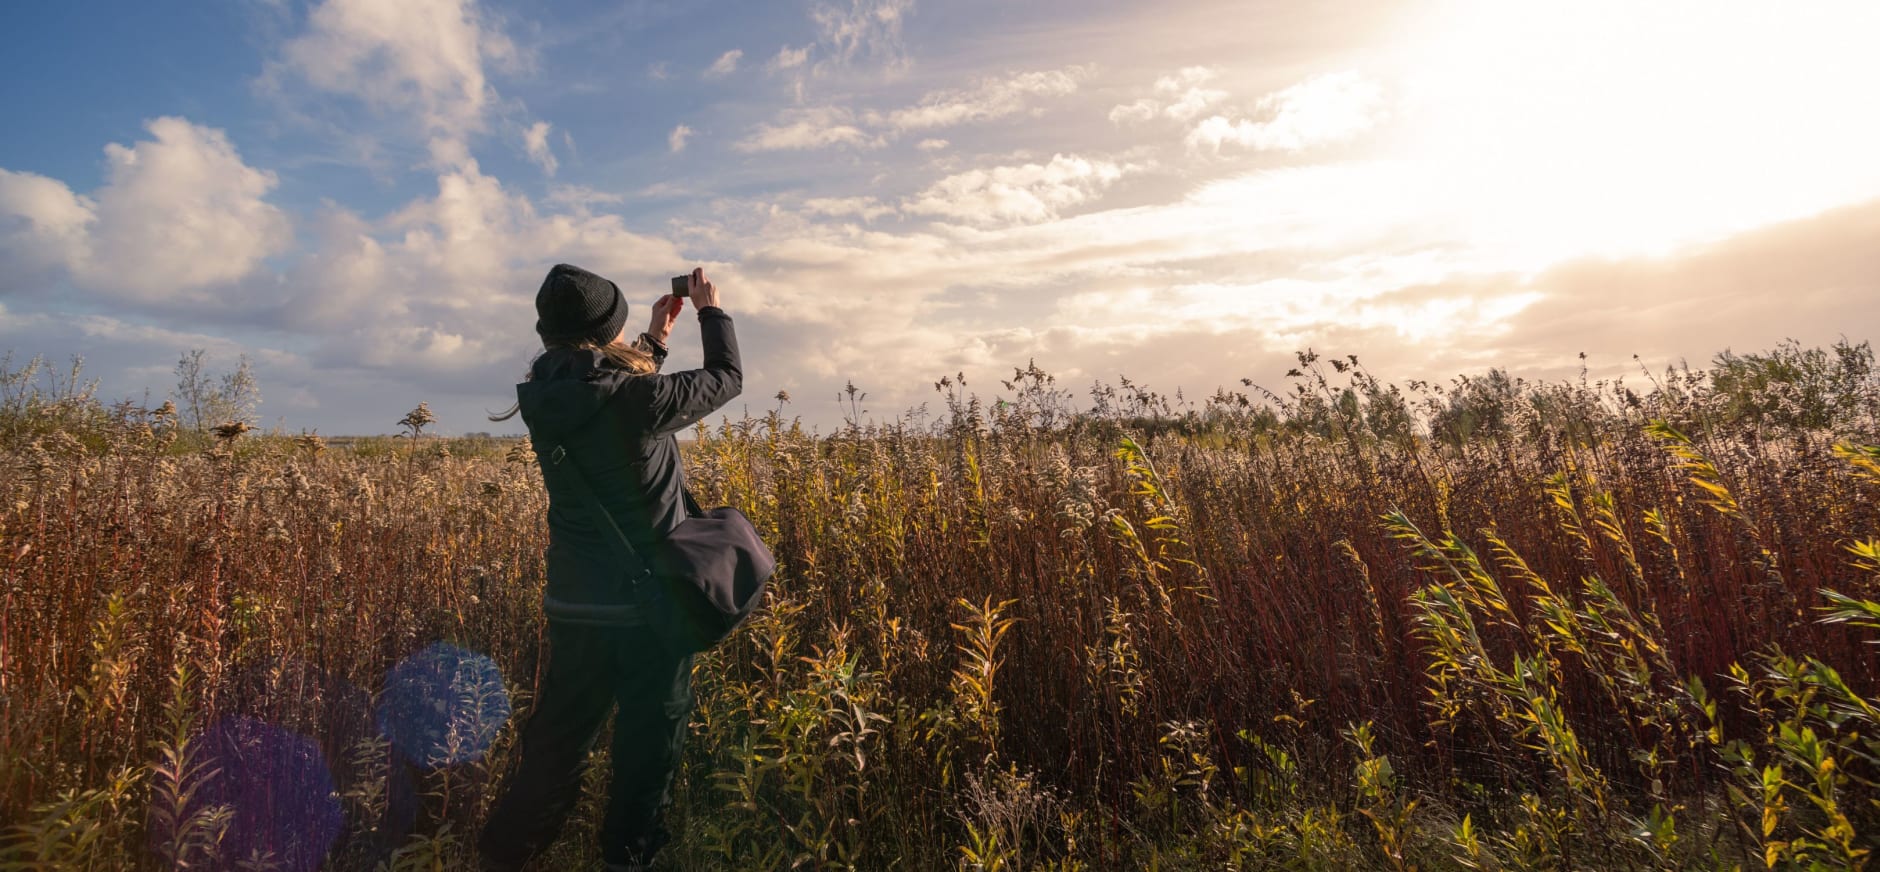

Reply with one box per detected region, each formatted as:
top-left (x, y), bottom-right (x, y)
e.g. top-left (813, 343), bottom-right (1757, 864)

top-left (542, 441), bottom-right (773, 656)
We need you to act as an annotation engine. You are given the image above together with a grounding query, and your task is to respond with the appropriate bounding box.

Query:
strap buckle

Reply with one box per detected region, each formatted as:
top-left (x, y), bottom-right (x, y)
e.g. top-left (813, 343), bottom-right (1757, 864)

top-left (548, 444), bottom-right (568, 466)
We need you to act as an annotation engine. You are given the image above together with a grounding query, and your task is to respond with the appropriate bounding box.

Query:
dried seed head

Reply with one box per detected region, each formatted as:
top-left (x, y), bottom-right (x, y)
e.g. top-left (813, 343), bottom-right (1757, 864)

top-left (296, 433), bottom-right (327, 458)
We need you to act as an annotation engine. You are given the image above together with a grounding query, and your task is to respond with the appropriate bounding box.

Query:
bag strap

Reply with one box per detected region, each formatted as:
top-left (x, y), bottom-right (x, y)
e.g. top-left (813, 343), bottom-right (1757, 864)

top-left (543, 441), bottom-right (652, 580)
top-left (539, 440), bottom-right (699, 654)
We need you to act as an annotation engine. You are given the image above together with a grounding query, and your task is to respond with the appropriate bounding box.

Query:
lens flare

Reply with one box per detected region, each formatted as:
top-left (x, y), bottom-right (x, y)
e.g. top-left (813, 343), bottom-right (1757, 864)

top-left (183, 716), bottom-right (344, 872)
top-left (374, 642), bottom-right (513, 766)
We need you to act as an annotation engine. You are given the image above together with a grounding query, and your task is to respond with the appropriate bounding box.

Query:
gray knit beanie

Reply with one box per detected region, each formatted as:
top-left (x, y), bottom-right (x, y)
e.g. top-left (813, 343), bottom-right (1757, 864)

top-left (534, 263), bottom-right (629, 345)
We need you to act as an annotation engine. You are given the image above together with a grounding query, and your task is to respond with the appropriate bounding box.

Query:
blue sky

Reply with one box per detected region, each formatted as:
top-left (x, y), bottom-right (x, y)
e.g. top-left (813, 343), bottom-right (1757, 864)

top-left (2, 0), bottom-right (1877, 435)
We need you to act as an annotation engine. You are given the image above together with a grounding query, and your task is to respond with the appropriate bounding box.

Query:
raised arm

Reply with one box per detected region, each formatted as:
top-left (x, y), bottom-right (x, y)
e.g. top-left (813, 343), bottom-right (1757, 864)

top-left (640, 270), bottom-right (742, 435)
top-left (636, 292), bottom-right (685, 372)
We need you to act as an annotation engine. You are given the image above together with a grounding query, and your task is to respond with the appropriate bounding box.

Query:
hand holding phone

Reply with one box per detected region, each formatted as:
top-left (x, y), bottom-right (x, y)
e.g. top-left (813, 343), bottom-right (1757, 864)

top-left (671, 268), bottom-right (720, 309)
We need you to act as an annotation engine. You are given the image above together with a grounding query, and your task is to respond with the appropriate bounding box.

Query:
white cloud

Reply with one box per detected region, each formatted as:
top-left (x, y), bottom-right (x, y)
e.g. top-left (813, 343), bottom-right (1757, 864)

top-left (0, 170), bottom-right (92, 290)
top-left (883, 66), bottom-right (1091, 131)
top-left (695, 155), bottom-right (1462, 398)
top-left (1107, 99), bottom-right (1159, 125)
top-left (669, 124), bottom-right (693, 153)
top-left (1155, 66), bottom-right (1218, 94)
top-left (1048, 277), bottom-right (1537, 347)
top-left (545, 185), bottom-right (625, 210)
top-left (801, 197), bottom-right (896, 221)
top-left (0, 305), bottom-right (307, 388)
top-left (742, 66), bottom-right (1090, 154)
top-left (269, 0), bottom-right (517, 147)
top-left (1188, 71), bottom-right (1381, 152)
top-left (427, 135), bottom-right (473, 169)
top-left (1109, 66), bottom-right (1226, 124)
top-left (274, 206), bottom-right (385, 331)
top-left (23, 0), bottom-right (1877, 439)
top-left (0, 117), bottom-right (289, 304)
top-left (1160, 84), bottom-right (1228, 122)
top-left (735, 107), bottom-right (880, 152)
top-left (636, 181), bottom-right (690, 199)
top-left (705, 49), bottom-right (743, 79)
top-left (771, 45), bottom-right (809, 70)
top-left (903, 154), bottom-right (1125, 227)
top-left (523, 121), bottom-right (557, 175)
top-left (811, 0), bottom-right (913, 70)
top-left (287, 157), bottom-right (685, 374)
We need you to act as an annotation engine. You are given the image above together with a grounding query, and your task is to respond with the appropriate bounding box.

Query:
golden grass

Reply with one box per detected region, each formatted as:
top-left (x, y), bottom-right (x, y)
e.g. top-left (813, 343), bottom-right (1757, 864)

top-left (3, 346), bottom-right (1880, 869)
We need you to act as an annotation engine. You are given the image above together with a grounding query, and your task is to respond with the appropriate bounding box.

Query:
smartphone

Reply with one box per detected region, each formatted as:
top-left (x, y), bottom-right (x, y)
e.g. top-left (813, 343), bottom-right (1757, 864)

top-left (670, 275), bottom-right (690, 298)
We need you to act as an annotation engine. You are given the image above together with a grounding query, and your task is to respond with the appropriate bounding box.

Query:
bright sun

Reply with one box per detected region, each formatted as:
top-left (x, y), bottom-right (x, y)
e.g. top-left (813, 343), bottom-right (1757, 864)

top-left (1382, 0), bottom-right (1880, 270)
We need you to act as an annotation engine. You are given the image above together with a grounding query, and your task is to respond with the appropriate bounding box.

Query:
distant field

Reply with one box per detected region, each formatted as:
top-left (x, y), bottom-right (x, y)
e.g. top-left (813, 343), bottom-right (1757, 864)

top-left (4, 342), bottom-right (1880, 870)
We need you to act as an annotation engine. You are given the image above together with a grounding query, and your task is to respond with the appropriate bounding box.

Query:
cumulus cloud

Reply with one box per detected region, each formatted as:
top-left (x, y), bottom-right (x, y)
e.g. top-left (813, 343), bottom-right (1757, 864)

top-left (285, 157), bottom-right (684, 376)
top-left (682, 153), bottom-right (1491, 413)
top-left (1159, 85), bottom-right (1228, 122)
top-left (272, 206), bottom-right (385, 332)
top-left (710, 146), bottom-right (1880, 429)
top-left (883, 66), bottom-right (1091, 131)
top-left (735, 107), bottom-right (880, 152)
top-left (1110, 67), bottom-right (1226, 125)
top-left (705, 49), bottom-right (743, 78)
top-left (1107, 99), bottom-right (1159, 125)
top-left (0, 170), bottom-right (92, 291)
top-left (23, 0), bottom-right (1873, 438)
top-left (1155, 67), bottom-right (1217, 94)
top-left (268, 0), bottom-right (516, 148)
top-left (523, 121), bottom-right (557, 175)
top-left (0, 117), bottom-right (289, 304)
top-left (903, 154), bottom-right (1125, 227)
top-left (1188, 71), bottom-right (1381, 152)
top-left (771, 45), bottom-right (809, 70)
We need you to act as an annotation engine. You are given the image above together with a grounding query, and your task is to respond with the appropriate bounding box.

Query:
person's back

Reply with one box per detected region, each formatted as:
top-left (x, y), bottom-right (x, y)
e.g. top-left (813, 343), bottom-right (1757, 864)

top-left (516, 290), bottom-right (741, 620)
top-left (480, 264), bottom-right (740, 870)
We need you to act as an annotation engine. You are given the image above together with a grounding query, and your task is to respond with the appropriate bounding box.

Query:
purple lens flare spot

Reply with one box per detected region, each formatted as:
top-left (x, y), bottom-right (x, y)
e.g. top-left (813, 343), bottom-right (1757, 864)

top-left (161, 715), bottom-right (345, 872)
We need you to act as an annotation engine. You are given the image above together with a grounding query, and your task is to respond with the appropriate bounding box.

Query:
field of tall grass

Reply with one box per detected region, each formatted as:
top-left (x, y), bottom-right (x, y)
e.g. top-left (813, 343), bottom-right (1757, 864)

top-left (4, 340), bottom-right (1880, 870)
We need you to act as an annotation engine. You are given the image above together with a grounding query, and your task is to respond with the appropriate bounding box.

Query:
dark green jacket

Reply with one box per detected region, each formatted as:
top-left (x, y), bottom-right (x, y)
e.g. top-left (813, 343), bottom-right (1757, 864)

top-left (516, 307), bottom-right (742, 624)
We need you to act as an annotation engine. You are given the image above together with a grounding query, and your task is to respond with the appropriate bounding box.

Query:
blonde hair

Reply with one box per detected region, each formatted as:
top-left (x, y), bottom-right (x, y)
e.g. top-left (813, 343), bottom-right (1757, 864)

top-left (488, 332), bottom-right (659, 422)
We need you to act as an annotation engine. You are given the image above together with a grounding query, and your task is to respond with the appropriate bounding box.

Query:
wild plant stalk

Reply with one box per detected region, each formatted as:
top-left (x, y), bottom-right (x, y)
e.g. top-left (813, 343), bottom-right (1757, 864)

top-left (147, 661), bottom-right (232, 869)
top-left (4, 340), bottom-right (1880, 868)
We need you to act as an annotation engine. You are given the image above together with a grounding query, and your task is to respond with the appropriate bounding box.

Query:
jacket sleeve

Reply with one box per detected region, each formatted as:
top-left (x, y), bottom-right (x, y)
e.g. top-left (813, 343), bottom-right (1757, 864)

top-left (640, 307), bottom-right (742, 436)
top-left (634, 333), bottom-right (670, 371)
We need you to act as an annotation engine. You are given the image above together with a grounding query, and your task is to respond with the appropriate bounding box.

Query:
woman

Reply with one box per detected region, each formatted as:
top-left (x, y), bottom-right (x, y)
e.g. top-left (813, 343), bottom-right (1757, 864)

top-left (479, 263), bottom-right (740, 871)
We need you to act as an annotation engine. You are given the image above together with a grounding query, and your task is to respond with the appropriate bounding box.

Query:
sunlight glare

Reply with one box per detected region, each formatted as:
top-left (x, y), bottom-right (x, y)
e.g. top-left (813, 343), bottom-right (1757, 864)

top-left (1387, 0), bottom-right (1880, 269)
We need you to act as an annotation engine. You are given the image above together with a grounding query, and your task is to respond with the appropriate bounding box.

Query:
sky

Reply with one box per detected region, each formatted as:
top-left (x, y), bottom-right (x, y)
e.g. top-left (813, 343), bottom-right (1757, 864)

top-left (1, 0), bottom-right (1877, 435)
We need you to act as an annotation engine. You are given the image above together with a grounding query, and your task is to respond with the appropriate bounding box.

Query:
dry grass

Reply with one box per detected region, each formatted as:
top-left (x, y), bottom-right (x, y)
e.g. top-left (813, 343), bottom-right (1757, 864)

top-left (3, 342), bottom-right (1880, 870)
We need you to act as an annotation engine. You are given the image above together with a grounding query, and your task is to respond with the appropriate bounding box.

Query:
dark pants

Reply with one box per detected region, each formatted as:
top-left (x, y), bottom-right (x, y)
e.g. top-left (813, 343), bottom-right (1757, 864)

top-left (479, 622), bottom-right (695, 868)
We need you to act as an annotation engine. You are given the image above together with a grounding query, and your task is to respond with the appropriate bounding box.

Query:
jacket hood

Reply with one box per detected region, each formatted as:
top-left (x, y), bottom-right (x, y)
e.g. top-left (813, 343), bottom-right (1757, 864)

top-left (516, 348), bottom-right (630, 444)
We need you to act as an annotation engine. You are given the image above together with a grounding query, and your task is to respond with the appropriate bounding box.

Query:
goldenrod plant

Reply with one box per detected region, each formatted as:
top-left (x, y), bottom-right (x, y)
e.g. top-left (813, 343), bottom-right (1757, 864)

top-left (0, 341), bottom-right (1878, 868)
